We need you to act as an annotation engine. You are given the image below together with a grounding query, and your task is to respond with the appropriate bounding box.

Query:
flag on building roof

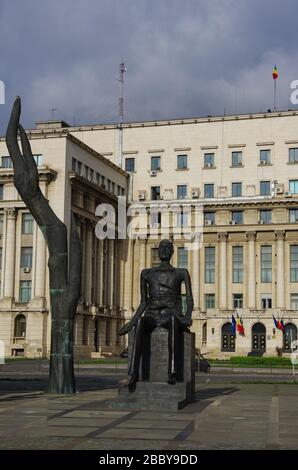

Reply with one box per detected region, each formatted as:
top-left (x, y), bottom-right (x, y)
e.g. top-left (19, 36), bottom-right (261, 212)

top-left (272, 65), bottom-right (279, 80)
top-left (236, 314), bottom-right (245, 335)
top-left (231, 314), bottom-right (236, 336)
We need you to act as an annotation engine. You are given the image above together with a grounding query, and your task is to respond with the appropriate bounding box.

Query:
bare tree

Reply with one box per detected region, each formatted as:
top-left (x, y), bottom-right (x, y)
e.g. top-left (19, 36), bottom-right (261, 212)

top-left (6, 97), bottom-right (81, 393)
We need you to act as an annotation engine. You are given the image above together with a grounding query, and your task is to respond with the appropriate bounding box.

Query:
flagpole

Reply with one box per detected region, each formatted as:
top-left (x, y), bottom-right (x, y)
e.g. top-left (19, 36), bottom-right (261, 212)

top-left (274, 78), bottom-right (277, 111)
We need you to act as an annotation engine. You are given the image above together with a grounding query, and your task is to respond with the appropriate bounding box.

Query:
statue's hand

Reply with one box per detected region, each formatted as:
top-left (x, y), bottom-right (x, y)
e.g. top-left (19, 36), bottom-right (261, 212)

top-left (180, 316), bottom-right (193, 327)
top-left (119, 321), bottom-right (134, 336)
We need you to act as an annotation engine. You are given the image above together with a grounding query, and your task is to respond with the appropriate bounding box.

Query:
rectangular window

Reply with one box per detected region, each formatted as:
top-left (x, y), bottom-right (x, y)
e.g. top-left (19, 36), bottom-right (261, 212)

top-left (22, 213), bottom-right (34, 234)
top-left (290, 180), bottom-right (298, 194)
top-left (205, 246), bottom-right (215, 283)
top-left (260, 210), bottom-right (272, 224)
top-left (289, 148), bottom-right (298, 164)
top-left (33, 154), bottom-right (43, 166)
top-left (204, 184), bottom-right (214, 198)
top-left (232, 151), bottom-right (242, 166)
top-left (232, 182), bottom-right (242, 197)
top-left (0, 247), bottom-right (2, 269)
top-left (177, 185), bottom-right (187, 199)
top-left (20, 247), bottom-right (33, 269)
top-left (150, 211), bottom-right (161, 228)
top-left (151, 248), bottom-right (160, 267)
top-left (20, 280), bottom-right (31, 302)
top-left (151, 156), bottom-right (161, 171)
top-left (232, 211), bottom-right (243, 224)
top-left (290, 245), bottom-right (298, 282)
top-left (0, 185), bottom-right (3, 200)
top-left (72, 158), bottom-right (77, 172)
top-left (261, 245), bottom-right (272, 283)
top-left (77, 161), bottom-right (82, 176)
top-left (232, 246), bottom-right (243, 283)
top-left (204, 153), bottom-right (215, 167)
top-left (261, 296), bottom-right (272, 309)
top-left (84, 165), bottom-right (89, 179)
top-left (290, 209), bottom-right (298, 223)
top-left (260, 181), bottom-right (271, 196)
top-left (260, 149), bottom-right (271, 164)
top-left (233, 293), bottom-right (243, 309)
top-left (176, 212), bottom-right (188, 227)
top-left (205, 294), bottom-right (215, 309)
top-left (204, 212), bottom-right (215, 225)
top-left (177, 154), bottom-right (187, 170)
top-left (1, 156), bottom-right (12, 168)
top-left (151, 186), bottom-right (160, 200)
top-left (0, 214), bottom-right (3, 235)
top-left (291, 293), bottom-right (298, 309)
top-left (125, 158), bottom-right (135, 172)
top-left (96, 172), bottom-right (100, 186)
top-left (177, 247), bottom-right (188, 269)
top-left (89, 169), bottom-right (94, 182)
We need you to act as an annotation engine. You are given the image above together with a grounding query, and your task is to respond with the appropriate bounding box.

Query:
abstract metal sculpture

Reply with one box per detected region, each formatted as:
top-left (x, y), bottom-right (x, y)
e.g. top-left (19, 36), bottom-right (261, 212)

top-left (6, 97), bottom-right (81, 393)
top-left (119, 239), bottom-right (194, 392)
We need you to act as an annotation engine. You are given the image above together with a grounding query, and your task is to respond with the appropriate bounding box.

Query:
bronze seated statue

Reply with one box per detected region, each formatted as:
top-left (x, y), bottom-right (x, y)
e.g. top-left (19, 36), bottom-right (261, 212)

top-left (119, 239), bottom-right (194, 392)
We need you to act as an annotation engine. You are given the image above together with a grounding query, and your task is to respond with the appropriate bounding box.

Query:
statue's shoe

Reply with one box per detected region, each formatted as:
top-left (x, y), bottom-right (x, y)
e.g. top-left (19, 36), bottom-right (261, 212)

top-left (168, 373), bottom-right (176, 385)
top-left (128, 374), bottom-right (138, 393)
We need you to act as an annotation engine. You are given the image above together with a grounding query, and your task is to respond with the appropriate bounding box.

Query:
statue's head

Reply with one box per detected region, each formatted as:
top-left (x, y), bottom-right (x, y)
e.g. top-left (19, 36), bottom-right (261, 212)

top-left (158, 239), bottom-right (174, 262)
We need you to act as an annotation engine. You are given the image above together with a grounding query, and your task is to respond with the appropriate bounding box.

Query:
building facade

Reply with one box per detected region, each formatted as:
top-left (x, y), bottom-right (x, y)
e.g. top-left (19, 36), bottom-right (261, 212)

top-left (62, 110), bottom-right (298, 358)
top-left (0, 129), bottom-right (128, 358)
top-left (1, 109), bottom-right (298, 358)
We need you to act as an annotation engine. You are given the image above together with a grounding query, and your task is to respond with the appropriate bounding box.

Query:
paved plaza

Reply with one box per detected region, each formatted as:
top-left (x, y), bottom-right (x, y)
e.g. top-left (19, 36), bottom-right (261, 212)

top-left (0, 378), bottom-right (297, 450)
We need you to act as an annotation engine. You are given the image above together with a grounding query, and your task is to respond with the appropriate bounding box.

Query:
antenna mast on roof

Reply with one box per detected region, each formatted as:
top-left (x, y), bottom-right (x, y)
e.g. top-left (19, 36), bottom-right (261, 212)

top-left (117, 62), bottom-right (126, 169)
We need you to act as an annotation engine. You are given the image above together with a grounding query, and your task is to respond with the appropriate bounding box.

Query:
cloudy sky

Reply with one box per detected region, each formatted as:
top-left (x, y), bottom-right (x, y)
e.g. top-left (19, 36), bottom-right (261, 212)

top-left (0, 0), bottom-right (298, 133)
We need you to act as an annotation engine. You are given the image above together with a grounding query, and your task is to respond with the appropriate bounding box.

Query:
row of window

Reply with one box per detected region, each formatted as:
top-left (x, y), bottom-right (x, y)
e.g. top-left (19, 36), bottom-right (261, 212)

top-left (149, 208), bottom-right (298, 228)
top-left (151, 245), bottom-right (298, 285)
top-left (1, 155), bottom-right (43, 169)
top-left (204, 292), bottom-right (298, 310)
top-left (149, 180), bottom-right (298, 200)
top-left (204, 245), bottom-right (298, 284)
top-left (125, 148), bottom-right (298, 173)
top-left (0, 213), bottom-right (34, 235)
top-left (71, 158), bottom-right (125, 196)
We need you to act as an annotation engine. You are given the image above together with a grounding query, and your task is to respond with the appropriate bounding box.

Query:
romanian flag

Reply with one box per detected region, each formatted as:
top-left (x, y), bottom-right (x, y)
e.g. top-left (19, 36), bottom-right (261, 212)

top-left (272, 65), bottom-right (279, 80)
top-left (236, 314), bottom-right (245, 335)
top-left (273, 315), bottom-right (285, 332)
top-left (231, 314), bottom-right (236, 336)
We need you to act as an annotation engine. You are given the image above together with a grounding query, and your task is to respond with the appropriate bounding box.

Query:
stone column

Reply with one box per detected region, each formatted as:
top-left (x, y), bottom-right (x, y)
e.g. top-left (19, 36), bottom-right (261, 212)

top-left (139, 239), bottom-right (146, 277)
top-left (107, 239), bottom-right (114, 308)
top-left (85, 221), bottom-right (93, 304)
top-left (218, 232), bottom-right (228, 309)
top-left (3, 208), bottom-right (16, 299)
top-left (34, 226), bottom-right (46, 298)
top-left (275, 230), bottom-right (285, 309)
top-left (246, 231), bottom-right (257, 309)
top-left (96, 239), bottom-right (103, 306)
top-left (191, 247), bottom-right (200, 309)
top-left (123, 239), bottom-right (133, 320)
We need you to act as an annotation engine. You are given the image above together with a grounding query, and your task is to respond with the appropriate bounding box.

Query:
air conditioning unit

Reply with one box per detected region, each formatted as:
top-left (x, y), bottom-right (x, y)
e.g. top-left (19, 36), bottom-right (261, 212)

top-left (285, 191), bottom-right (292, 197)
top-left (156, 195), bottom-right (163, 200)
top-left (229, 220), bottom-right (236, 225)
top-left (205, 220), bottom-right (213, 226)
top-left (23, 267), bottom-right (31, 273)
top-left (258, 220), bottom-right (264, 224)
top-left (260, 160), bottom-right (267, 165)
top-left (150, 170), bottom-right (157, 177)
top-left (275, 184), bottom-right (284, 194)
top-left (138, 190), bottom-right (147, 201)
top-left (191, 187), bottom-right (200, 199)
top-left (205, 163), bottom-right (213, 168)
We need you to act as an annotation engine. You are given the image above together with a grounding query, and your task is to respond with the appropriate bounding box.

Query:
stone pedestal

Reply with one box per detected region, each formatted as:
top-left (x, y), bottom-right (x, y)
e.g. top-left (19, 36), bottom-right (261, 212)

top-left (108, 327), bottom-right (195, 411)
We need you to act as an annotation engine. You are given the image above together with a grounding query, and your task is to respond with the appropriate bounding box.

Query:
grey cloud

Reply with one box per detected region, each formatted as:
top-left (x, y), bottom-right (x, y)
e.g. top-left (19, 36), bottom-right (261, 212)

top-left (0, 0), bottom-right (298, 134)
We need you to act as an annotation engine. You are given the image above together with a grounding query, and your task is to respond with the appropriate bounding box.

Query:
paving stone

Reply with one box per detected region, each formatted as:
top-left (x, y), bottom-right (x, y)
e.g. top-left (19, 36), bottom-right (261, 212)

top-left (64, 410), bottom-right (130, 418)
top-left (99, 427), bottom-right (180, 440)
top-left (48, 417), bottom-right (116, 427)
top-left (116, 419), bottom-right (190, 429)
top-left (47, 426), bottom-right (96, 437)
